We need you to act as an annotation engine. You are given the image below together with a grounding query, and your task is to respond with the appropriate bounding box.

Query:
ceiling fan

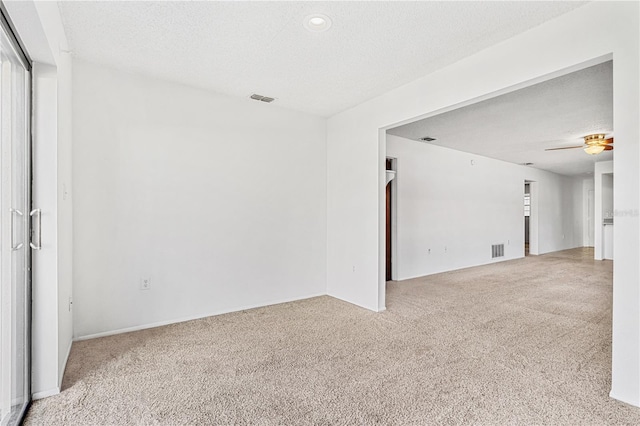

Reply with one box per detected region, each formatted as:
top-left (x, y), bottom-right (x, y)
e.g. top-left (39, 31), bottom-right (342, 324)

top-left (545, 134), bottom-right (613, 155)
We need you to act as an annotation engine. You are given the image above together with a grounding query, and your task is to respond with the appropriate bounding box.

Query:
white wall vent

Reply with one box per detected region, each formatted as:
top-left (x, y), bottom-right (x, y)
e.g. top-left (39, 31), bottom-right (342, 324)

top-left (249, 94), bottom-right (275, 103)
top-left (491, 244), bottom-right (504, 258)
top-left (418, 136), bottom-right (436, 142)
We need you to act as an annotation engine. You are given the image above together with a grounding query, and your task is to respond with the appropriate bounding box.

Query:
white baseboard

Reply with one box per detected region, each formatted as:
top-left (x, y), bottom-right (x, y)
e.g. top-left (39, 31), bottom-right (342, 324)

top-left (74, 293), bottom-right (326, 342)
top-left (33, 387), bottom-right (60, 400)
top-left (610, 390), bottom-right (640, 407)
top-left (58, 339), bottom-right (73, 388)
top-left (325, 292), bottom-right (378, 312)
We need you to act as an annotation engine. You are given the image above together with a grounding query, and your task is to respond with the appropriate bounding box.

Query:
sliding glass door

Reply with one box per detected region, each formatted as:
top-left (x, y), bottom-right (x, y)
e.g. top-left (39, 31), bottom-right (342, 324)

top-left (0, 8), bottom-right (31, 426)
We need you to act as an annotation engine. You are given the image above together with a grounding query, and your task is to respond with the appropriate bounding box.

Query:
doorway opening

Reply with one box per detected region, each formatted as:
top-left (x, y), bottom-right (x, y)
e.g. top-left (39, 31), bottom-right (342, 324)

top-left (524, 183), bottom-right (530, 255)
top-left (526, 180), bottom-right (539, 256)
top-left (378, 54), bottom-right (616, 409)
top-left (385, 158), bottom-right (396, 282)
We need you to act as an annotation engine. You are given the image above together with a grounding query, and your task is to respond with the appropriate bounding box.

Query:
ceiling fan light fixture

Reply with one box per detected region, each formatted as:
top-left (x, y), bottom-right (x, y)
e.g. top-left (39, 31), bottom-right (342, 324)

top-left (584, 144), bottom-right (606, 155)
top-left (582, 133), bottom-right (610, 155)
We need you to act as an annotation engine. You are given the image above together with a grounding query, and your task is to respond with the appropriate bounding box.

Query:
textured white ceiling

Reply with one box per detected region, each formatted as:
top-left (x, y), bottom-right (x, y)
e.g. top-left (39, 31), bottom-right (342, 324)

top-left (387, 61), bottom-right (613, 176)
top-left (58, 1), bottom-right (586, 117)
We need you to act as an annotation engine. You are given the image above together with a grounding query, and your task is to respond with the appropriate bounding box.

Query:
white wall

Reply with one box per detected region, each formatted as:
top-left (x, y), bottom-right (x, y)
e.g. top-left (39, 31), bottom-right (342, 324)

top-left (4, 0), bottom-right (73, 398)
top-left (56, 49), bottom-right (73, 390)
top-left (595, 161), bottom-right (614, 260)
top-left (603, 175), bottom-right (614, 220)
top-left (602, 174), bottom-right (614, 260)
top-left (536, 171), bottom-right (582, 254)
top-left (582, 177), bottom-right (595, 247)
top-left (327, 2), bottom-right (639, 405)
top-left (568, 175), bottom-right (591, 251)
top-left (386, 134), bottom-right (582, 280)
top-left (30, 63), bottom-right (59, 398)
top-left (574, 176), bottom-right (587, 248)
top-left (72, 60), bottom-right (327, 339)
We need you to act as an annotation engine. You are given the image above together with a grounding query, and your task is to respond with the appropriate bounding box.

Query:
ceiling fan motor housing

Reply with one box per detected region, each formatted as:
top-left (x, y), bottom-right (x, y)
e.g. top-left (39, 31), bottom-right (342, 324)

top-left (584, 134), bottom-right (607, 146)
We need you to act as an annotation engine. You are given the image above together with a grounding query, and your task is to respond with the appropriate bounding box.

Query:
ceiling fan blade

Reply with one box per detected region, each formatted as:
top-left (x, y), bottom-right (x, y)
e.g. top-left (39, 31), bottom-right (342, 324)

top-left (545, 145), bottom-right (584, 151)
top-left (604, 145), bottom-right (613, 151)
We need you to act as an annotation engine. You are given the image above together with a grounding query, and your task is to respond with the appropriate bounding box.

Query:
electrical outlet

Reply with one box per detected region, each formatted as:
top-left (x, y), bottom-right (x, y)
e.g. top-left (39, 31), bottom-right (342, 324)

top-left (140, 277), bottom-right (151, 290)
top-left (352, 266), bottom-right (356, 273)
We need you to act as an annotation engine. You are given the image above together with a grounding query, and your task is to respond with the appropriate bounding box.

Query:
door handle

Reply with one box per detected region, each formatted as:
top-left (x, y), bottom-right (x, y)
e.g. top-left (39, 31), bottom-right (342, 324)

top-left (10, 208), bottom-right (24, 251)
top-left (30, 209), bottom-right (41, 250)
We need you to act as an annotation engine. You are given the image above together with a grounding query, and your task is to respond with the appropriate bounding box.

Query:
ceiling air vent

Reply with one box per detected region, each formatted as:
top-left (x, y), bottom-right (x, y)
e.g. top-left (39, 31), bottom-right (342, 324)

top-left (418, 136), bottom-right (436, 142)
top-left (249, 94), bottom-right (275, 103)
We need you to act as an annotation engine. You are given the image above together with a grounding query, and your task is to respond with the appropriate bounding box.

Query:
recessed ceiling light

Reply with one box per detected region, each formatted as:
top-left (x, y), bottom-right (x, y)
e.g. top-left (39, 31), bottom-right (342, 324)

top-left (304, 14), bottom-right (332, 32)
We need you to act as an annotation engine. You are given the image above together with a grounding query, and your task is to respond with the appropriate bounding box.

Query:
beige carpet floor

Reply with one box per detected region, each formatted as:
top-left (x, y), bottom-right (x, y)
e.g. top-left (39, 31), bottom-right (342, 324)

top-left (25, 248), bottom-right (640, 425)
